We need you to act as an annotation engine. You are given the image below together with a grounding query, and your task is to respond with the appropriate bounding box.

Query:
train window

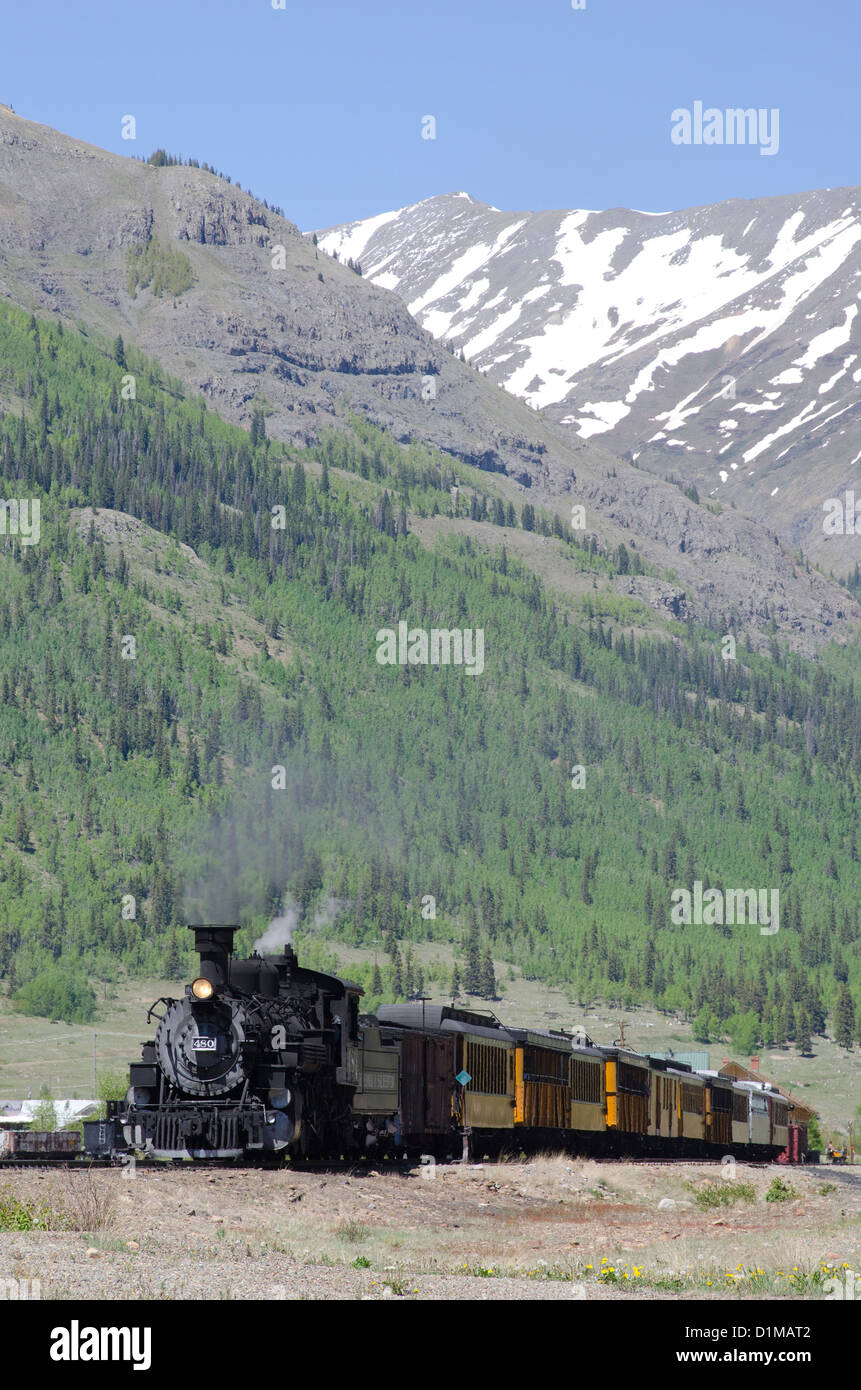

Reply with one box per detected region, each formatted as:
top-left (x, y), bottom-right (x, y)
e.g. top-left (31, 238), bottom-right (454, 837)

top-left (732, 1091), bottom-right (748, 1122)
top-left (618, 1061), bottom-right (650, 1096)
top-left (466, 1040), bottom-right (507, 1095)
top-left (525, 1046), bottom-right (568, 1083)
top-left (657, 1076), bottom-right (675, 1110)
top-left (680, 1083), bottom-right (704, 1115)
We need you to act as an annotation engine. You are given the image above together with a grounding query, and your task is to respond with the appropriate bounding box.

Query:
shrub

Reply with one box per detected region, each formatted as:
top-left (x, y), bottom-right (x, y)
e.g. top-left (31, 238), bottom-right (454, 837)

top-left (29, 1084), bottom-right (57, 1131)
top-left (335, 1218), bottom-right (368, 1245)
top-left (50, 1169), bottom-right (116, 1231)
top-left (13, 967), bottom-right (97, 1023)
top-left (0, 1187), bottom-right (49, 1231)
top-left (765, 1177), bottom-right (798, 1203)
top-left (689, 1181), bottom-right (756, 1210)
top-left (97, 1067), bottom-right (129, 1118)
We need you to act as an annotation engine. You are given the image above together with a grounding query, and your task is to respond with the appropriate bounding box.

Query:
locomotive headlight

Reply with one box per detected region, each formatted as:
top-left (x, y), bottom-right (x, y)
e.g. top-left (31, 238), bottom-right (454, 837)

top-left (191, 977), bottom-right (214, 1000)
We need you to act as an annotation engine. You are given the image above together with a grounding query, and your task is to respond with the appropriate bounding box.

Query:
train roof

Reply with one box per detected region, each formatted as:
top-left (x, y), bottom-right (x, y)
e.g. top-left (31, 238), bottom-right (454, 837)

top-left (376, 1003), bottom-right (504, 1031)
top-left (647, 1055), bottom-right (693, 1074)
top-left (596, 1046), bottom-right (651, 1066)
top-left (376, 1006), bottom-right (608, 1054)
top-left (507, 1027), bottom-right (579, 1051)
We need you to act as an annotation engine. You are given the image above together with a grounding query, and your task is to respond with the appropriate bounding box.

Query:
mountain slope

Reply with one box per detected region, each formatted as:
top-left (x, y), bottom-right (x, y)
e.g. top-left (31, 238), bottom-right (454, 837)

top-left (0, 301), bottom-right (858, 1047)
top-left (318, 188), bottom-right (861, 575)
top-left (0, 106), bottom-right (859, 653)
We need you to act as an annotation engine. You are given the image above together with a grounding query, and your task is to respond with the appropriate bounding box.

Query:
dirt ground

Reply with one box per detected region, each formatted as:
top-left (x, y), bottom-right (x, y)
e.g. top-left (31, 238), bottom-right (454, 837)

top-left (1, 1156), bottom-right (859, 1301)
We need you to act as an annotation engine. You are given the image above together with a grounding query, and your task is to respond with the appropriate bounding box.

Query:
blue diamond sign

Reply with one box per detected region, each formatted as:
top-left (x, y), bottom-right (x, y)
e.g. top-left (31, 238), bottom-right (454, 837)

top-left (455, 1070), bottom-right (471, 1086)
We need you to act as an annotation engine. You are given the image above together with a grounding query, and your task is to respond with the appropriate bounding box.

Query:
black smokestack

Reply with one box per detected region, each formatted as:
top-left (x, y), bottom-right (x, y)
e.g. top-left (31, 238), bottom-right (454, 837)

top-left (188, 924), bottom-right (238, 990)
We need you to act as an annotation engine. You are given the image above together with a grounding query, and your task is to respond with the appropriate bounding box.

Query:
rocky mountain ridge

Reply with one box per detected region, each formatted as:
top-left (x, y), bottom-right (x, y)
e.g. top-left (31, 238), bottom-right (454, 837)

top-left (0, 107), bottom-right (858, 653)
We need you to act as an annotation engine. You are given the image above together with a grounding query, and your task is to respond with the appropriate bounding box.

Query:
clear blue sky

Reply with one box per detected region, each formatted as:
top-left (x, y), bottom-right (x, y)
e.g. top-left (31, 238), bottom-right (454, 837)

top-left (3, 0), bottom-right (858, 229)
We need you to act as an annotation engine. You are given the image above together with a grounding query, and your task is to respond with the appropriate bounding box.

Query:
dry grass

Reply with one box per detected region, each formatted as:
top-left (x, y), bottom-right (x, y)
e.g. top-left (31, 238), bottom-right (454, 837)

top-left (0, 1158), bottom-right (857, 1300)
top-left (334, 1217), bottom-right (369, 1245)
top-left (46, 1168), bottom-right (118, 1232)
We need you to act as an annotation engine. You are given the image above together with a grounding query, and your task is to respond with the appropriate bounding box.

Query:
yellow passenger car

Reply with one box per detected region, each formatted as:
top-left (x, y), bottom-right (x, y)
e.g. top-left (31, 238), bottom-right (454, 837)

top-left (647, 1058), bottom-right (681, 1142)
top-left (456, 1028), bottom-right (516, 1132)
top-left (602, 1047), bottom-right (650, 1150)
top-left (569, 1045), bottom-right (605, 1134)
top-left (512, 1030), bottom-right (572, 1130)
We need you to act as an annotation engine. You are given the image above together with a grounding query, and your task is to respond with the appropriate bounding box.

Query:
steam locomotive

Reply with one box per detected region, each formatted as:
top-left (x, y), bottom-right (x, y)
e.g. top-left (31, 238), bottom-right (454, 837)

top-left (105, 925), bottom-right (363, 1160)
top-left (87, 925), bottom-right (802, 1164)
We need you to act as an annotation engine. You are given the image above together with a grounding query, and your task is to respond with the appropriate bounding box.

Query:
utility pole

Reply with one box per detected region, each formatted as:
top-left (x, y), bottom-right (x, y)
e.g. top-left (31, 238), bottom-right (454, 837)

top-left (417, 995), bottom-right (430, 1032)
top-left (93, 1033), bottom-right (97, 1096)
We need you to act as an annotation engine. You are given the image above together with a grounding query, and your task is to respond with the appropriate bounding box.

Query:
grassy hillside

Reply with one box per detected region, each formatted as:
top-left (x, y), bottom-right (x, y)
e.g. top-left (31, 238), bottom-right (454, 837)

top-left (0, 300), bottom-right (859, 1059)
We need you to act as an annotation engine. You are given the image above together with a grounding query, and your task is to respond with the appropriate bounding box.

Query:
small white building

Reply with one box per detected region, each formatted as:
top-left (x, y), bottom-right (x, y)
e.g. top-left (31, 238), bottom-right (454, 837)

top-left (0, 1099), bottom-right (99, 1129)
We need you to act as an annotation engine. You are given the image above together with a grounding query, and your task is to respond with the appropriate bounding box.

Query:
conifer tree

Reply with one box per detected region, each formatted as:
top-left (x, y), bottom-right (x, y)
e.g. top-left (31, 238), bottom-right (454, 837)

top-left (163, 929), bottom-right (183, 981)
top-left (795, 1007), bottom-right (812, 1055)
top-left (464, 922), bottom-right (481, 993)
top-left (479, 948), bottom-right (496, 999)
top-left (391, 947), bottom-right (403, 997)
top-left (14, 803), bottom-right (31, 851)
top-left (835, 985), bottom-right (855, 1049)
top-left (182, 735), bottom-right (200, 793)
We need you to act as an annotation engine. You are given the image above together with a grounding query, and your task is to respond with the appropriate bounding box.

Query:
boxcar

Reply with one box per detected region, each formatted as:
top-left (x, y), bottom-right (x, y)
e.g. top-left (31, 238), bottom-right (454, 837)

top-left (0, 1129), bottom-right (79, 1158)
top-left (375, 1003), bottom-right (517, 1148)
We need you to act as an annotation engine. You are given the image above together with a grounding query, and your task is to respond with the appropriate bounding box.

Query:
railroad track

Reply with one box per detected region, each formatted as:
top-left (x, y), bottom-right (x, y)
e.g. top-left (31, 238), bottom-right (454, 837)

top-left (0, 1154), bottom-right (801, 1173)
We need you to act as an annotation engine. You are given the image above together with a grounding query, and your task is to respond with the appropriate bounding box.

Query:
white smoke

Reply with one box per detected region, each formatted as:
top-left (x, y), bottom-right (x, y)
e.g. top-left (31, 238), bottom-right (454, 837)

top-left (311, 896), bottom-right (349, 931)
top-left (253, 900), bottom-right (300, 954)
top-left (253, 895), bottom-right (349, 954)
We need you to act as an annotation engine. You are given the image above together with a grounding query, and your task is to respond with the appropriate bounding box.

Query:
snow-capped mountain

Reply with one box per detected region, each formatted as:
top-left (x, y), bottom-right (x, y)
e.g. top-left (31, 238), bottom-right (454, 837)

top-left (318, 190), bottom-right (861, 570)
top-left (1, 105), bottom-right (857, 651)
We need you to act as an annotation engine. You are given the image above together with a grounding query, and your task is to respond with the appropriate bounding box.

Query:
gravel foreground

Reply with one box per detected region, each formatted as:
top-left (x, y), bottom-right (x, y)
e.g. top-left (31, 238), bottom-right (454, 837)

top-left (1, 1157), bottom-right (859, 1301)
